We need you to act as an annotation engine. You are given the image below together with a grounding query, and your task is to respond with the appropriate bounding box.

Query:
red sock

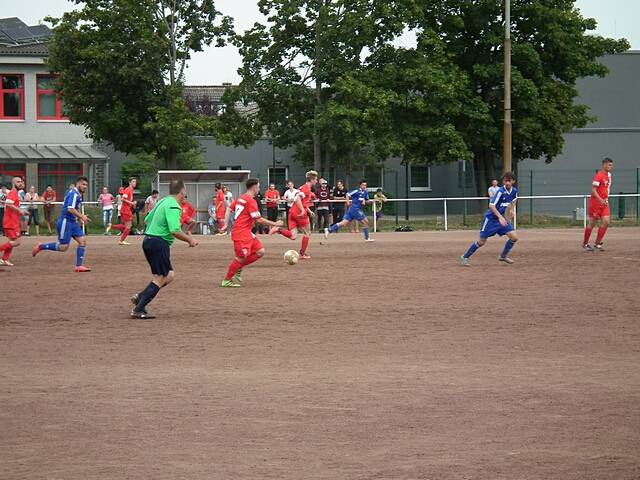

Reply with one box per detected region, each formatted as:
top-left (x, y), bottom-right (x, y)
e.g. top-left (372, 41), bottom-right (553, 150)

top-left (112, 224), bottom-right (124, 232)
top-left (300, 236), bottom-right (309, 255)
top-left (583, 226), bottom-right (593, 245)
top-left (596, 226), bottom-right (608, 244)
top-left (120, 227), bottom-right (131, 241)
top-left (242, 252), bottom-right (261, 267)
top-left (0, 242), bottom-right (10, 252)
top-left (279, 229), bottom-right (293, 239)
top-left (2, 245), bottom-right (13, 261)
top-left (225, 259), bottom-right (242, 280)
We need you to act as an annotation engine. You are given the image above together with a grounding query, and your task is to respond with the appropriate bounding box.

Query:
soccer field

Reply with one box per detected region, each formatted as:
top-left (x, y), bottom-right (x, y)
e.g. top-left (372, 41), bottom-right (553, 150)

top-left (2, 229), bottom-right (640, 479)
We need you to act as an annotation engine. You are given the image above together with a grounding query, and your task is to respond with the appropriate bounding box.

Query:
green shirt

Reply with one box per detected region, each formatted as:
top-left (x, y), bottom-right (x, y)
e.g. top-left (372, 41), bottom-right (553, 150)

top-left (144, 195), bottom-right (182, 245)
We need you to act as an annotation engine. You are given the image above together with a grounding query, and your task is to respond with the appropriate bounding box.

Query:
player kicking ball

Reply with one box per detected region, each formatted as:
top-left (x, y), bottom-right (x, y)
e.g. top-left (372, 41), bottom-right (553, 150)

top-left (269, 170), bottom-right (318, 259)
top-left (324, 180), bottom-right (375, 242)
top-left (32, 176), bottom-right (92, 272)
top-left (460, 171), bottom-right (519, 267)
top-left (130, 180), bottom-right (198, 319)
top-left (220, 178), bottom-right (283, 287)
top-left (583, 157), bottom-right (613, 252)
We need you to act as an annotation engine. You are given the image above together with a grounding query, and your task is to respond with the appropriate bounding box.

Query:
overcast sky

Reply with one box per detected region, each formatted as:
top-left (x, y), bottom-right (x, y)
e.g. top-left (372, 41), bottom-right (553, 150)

top-left (3, 0), bottom-right (638, 85)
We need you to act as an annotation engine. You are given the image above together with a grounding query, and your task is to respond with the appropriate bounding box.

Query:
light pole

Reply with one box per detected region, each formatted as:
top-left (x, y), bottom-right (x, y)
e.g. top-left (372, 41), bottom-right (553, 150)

top-left (503, 0), bottom-right (512, 174)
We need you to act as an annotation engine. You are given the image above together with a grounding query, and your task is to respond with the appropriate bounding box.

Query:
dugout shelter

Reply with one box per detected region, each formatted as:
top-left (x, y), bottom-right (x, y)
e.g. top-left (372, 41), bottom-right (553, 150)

top-left (153, 170), bottom-right (251, 222)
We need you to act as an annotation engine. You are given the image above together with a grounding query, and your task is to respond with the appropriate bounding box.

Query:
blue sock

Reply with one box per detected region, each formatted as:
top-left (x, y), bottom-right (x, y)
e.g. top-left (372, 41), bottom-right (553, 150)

top-left (76, 246), bottom-right (85, 266)
top-left (463, 241), bottom-right (481, 258)
top-left (329, 223), bottom-right (340, 233)
top-left (363, 227), bottom-right (369, 240)
top-left (501, 239), bottom-right (516, 258)
top-left (40, 242), bottom-right (59, 251)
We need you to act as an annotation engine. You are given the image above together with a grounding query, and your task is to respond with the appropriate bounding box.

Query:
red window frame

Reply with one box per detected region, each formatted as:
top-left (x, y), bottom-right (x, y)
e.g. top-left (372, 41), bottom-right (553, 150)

top-left (36, 74), bottom-right (68, 120)
top-left (0, 74), bottom-right (25, 120)
top-left (0, 163), bottom-right (26, 179)
top-left (38, 163), bottom-right (83, 198)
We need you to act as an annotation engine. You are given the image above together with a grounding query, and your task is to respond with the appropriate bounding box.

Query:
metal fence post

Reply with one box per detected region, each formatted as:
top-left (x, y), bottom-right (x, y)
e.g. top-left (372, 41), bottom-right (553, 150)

top-left (394, 171), bottom-right (399, 226)
top-left (636, 167), bottom-right (639, 224)
top-left (373, 201), bottom-right (377, 233)
top-left (443, 198), bottom-right (448, 231)
top-left (583, 196), bottom-right (587, 229)
top-left (529, 170), bottom-right (533, 225)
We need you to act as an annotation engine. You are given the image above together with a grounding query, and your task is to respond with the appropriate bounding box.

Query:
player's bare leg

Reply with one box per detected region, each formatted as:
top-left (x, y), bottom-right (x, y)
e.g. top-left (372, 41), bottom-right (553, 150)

top-left (498, 230), bottom-right (518, 265)
top-left (0, 236), bottom-right (21, 266)
top-left (594, 215), bottom-right (610, 251)
top-left (460, 236), bottom-right (486, 267)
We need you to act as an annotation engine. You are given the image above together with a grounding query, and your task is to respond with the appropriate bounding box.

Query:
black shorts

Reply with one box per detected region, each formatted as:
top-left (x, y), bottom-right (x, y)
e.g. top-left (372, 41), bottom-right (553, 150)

top-left (142, 235), bottom-right (172, 277)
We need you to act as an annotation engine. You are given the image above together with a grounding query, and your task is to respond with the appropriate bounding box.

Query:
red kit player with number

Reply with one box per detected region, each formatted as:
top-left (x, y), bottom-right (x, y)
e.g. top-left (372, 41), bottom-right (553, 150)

top-left (583, 157), bottom-right (613, 252)
top-left (0, 176), bottom-right (28, 266)
top-left (112, 177), bottom-right (137, 245)
top-left (219, 178), bottom-right (283, 288)
top-left (269, 170), bottom-right (318, 259)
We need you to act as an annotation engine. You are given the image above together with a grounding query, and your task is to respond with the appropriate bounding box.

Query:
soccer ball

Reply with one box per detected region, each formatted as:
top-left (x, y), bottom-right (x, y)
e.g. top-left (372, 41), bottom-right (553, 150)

top-left (284, 250), bottom-right (299, 265)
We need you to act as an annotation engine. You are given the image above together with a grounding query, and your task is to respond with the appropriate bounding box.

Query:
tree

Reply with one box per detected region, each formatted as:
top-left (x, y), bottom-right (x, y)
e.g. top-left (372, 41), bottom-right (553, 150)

top-left (413, 0), bottom-right (629, 193)
top-left (46, 0), bottom-right (233, 169)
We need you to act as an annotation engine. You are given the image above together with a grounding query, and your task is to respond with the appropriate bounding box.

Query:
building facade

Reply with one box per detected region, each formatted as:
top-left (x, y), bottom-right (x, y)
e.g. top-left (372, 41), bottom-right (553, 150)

top-left (0, 18), bottom-right (108, 199)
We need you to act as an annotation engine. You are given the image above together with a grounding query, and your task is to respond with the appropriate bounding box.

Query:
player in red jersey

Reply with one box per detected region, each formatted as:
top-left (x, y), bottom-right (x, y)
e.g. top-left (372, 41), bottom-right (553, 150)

top-left (583, 157), bottom-right (613, 252)
top-left (268, 170), bottom-right (318, 259)
top-left (219, 178), bottom-right (283, 287)
top-left (111, 177), bottom-right (137, 245)
top-left (214, 183), bottom-right (227, 234)
top-left (0, 176), bottom-right (28, 266)
top-left (180, 197), bottom-right (197, 234)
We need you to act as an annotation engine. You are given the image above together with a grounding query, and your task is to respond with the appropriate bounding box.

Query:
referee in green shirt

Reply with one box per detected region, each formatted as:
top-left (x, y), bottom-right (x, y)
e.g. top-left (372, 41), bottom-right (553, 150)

top-left (130, 180), bottom-right (198, 319)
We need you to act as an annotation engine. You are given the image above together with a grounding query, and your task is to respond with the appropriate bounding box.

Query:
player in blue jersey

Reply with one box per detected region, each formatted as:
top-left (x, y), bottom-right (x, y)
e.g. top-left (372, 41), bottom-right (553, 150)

top-left (460, 172), bottom-right (519, 266)
top-left (324, 180), bottom-right (375, 242)
top-left (32, 176), bottom-right (92, 272)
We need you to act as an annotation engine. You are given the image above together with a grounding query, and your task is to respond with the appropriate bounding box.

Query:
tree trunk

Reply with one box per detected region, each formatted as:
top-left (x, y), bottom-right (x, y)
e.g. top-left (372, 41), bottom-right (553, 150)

top-left (473, 148), bottom-right (498, 197)
top-left (312, 8), bottom-right (322, 172)
top-left (167, 148), bottom-right (178, 170)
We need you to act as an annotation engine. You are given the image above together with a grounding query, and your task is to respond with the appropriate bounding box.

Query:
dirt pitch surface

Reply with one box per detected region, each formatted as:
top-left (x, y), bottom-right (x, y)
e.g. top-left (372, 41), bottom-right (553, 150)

top-left (1, 228), bottom-right (640, 479)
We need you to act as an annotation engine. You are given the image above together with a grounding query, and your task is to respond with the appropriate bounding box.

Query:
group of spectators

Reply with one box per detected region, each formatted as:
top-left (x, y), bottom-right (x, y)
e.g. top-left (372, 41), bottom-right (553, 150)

top-left (0, 183), bottom-right (58, 237)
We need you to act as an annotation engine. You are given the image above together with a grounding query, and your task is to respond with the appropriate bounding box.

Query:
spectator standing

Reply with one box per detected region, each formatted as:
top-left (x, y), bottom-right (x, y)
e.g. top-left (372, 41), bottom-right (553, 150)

top-left (223, 185), bottom-right (235, 234)
top-left (282, 181), bottom-right (299, 228)
top-left (18, 186), bottom-right (28, 235)
top-left (144, 190), bottom-right (159, 214)
top-left (331, 180), bottom-right (347, 224)
top-left (374, 188), bottom-right (387, 223)
top-left (98, 186), bottom-right (115, 235)
top-left (488, 179), bottom-right (500, 199)
top-left (0, 184), bottom-right (7, 236)
top-left (264, 183), bottom-right (280, 222)
top-left (116, 187), bottom-right (124, 224)
top-left (25, 185), bottom-right (41, 236)
top-left (253, 190), bottom-right (268, 234)
top-left (207, 196), bottom-right (217, 233)
top-left (316, 179), bottom-right (331, 232)
top-left (41, 185), bottom-right (56, 235)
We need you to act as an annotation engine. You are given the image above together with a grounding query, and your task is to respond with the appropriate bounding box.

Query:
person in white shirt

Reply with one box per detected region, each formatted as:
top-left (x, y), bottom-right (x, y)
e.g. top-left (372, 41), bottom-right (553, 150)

top-left (282, 180), bottom-right (299, 229)
top-left (144, 190), bottom-right (159, 214)
top-left (488, 179), bottom-right (500, 199)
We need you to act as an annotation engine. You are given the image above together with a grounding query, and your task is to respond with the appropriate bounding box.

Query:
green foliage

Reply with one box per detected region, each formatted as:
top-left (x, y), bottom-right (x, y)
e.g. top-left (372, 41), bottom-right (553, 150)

top-left (46, 0), bottom-right (232, 169)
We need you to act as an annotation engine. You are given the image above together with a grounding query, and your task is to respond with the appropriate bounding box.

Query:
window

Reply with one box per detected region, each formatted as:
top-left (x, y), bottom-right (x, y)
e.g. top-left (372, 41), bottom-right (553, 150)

top-left (218, 165), bottom-right (242, 171)
top-left (0, 74), bottom-right (24, 119)
top-left (0, 163), bottom-right (26, 179)
top-left (268, 166), bottom-right (288, 191)
top-left (38, 163), bottom-right (83, 198)
top-left (410, 165), bottom-right (431, 192)
top-left (362, 166), bottom-right (382, 190)
top-left (37, 75), bottom-right (67, 120)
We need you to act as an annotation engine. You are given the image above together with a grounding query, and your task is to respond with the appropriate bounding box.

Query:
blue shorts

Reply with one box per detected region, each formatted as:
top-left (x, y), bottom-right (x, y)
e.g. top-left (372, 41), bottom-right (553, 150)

top-left (479, 217), bottom-right (514, 239)
top-left (343, 208), bottom-right (366, 222)
top-left (57, 217), bottom-right (84, 245)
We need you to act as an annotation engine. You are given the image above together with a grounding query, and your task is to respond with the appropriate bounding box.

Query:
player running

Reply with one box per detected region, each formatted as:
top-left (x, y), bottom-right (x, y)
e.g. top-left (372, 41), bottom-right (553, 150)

top-left (0, 176), bottom-right (28, 266)
top-left (220, 178), bottom-right (283, 288)
top-left (324, 180), bottom-right (375, 242)
top-left (583, 157), bottom-right (613, 252)
top-left (111, 177), bottom-right (137, 245)
top-left (268, 170), bottom-right (318, 259)
top-left (129, 180), bottom-right (198, 319)
top-left (32, 176), bottom-right (92, 272)
top-left (459, 172), bottom-right (519, 266)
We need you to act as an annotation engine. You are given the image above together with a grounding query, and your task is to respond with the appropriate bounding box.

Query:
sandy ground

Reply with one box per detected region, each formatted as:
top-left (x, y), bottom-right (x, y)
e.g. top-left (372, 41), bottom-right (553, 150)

top-left (1, 228), bottom-right (639, 479)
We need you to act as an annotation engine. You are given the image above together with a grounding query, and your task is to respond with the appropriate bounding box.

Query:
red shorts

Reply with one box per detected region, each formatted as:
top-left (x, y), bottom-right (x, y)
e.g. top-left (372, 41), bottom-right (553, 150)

top-left (288, 212), bottom-right (310, 230)
top-left (3, 228), bottom-right (20, 240)
top-left (233, 237), bottom-right (263, 259)
top-left (120, 210), bottom-right (133, 222)
top-left (588, 200), bottom-right (610, 219)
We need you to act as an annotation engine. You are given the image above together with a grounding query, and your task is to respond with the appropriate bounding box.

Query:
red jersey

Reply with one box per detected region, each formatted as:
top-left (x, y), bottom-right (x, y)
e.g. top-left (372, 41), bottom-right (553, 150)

top-left (3, 188), bottom-right (20, 229)
top-left (264, 189), bottom-right (280, 207)
top-left (121, 186), bottom-right (135, 214)
top-left (215, 190), bottom-right (226, 218)
top-left (42, 190), bottom-right (56, 204)
top-left (230, 193), bottom-right (261, 241)
top-left (591, 170), bottom-right (611, 201)
top-left (289, 183), bottom-right (313, 217)
top-left (181, 202), bottom-right (196, 223)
